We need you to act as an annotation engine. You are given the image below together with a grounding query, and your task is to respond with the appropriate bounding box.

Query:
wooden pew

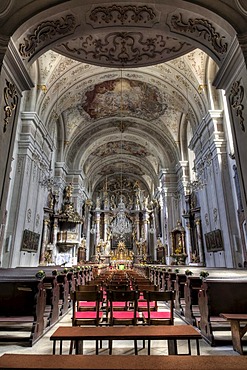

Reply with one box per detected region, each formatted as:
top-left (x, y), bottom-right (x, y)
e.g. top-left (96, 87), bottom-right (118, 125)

top-left (184, 276), bottom-right (202, 325)
top-left (198, 279), bottom-right (247, 345)
top-left (220, 313), bottom-right (247, 354)
top-left (1, 354), bottom-right (247, 370)
top-left (166, 272), bottom-right (177, 291)
top-left (50, 325), bottom-right (201, 355)
top-left (43, 275), bottom-right (60, 327)
top-left (56, 274), bottom-right (70, 316)
top-left (0, 276), bottom-right (46, 346)
top-left (174, 273), bottom-right (187, 316)
top-left (15, 267), bottom-right (67, 326)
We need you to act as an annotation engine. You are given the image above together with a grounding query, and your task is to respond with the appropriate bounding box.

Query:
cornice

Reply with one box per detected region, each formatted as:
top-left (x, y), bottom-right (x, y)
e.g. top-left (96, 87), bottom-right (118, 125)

top-left (3, 38), bottom-right (34, 92)
top-left (213, 35), bottom-right (245, 91)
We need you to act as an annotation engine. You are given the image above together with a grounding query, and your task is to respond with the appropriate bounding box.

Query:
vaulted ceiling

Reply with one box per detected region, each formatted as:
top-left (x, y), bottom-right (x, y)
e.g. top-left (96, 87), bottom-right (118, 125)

top-left (34, 49), bottom-right (210, 194)
top-left (7, 0), bottom-right (239, 196)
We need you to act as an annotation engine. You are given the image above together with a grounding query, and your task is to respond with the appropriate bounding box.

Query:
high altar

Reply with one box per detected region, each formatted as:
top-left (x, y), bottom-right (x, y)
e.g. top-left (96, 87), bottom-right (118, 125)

top-left (110, 241), bottom-right (134, 268)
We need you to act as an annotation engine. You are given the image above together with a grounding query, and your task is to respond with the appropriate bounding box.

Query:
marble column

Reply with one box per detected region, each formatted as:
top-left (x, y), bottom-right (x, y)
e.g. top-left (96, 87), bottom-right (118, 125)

top-left (185, 221), bottom-right (192, 263)
top-left (95, 211), bottom-right (101, 246)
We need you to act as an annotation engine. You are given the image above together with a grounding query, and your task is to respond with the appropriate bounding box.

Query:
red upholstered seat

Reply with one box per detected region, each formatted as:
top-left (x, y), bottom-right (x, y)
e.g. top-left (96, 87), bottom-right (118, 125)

top-left (112, 311), bottom-right (140, 320)
top-left (70, 290), bottom-right (104, 354)
top-left (75, 311), bottom-right (103, 319)
top-left (142, 290), bottom-right (175, 326)
top-left (107, 290), bottom-right (140, 326)
top-left (78, 301), bottom-right (98, 310)
top-left (71, 290), bottom-right (103, 326)
top-left (106, 289), bottom-right (140, 354)
top-left (141, 290), bottom-right (175, 354)
top-left (142, 310), bottom-right (171, 320)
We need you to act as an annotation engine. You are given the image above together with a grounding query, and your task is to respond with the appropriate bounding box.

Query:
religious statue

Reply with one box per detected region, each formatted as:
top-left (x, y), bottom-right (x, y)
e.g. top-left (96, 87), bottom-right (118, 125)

top-left (64, 183), bottom-right (73, 202)
top-left (47, 189), bottom-right (54, 209)
top-left (96, 196), bottom-right (101, 209)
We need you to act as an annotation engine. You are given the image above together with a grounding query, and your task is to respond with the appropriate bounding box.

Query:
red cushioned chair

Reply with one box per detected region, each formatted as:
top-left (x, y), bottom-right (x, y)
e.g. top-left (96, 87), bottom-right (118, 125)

top-left (142, 290), bottom-right (175, 354)
top-left (76, 285), bottom-right (101, 311)
top-left (136, 284), bottom-right (159, 312)
top-left (107, 289), bottom-right (140, 354)
top-left (71, 290), bottom-right (103, 354)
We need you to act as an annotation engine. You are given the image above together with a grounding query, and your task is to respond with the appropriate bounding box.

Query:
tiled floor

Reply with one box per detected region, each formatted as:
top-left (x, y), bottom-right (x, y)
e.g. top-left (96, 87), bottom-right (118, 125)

top-left (0, 307), bottom-right (242, 357)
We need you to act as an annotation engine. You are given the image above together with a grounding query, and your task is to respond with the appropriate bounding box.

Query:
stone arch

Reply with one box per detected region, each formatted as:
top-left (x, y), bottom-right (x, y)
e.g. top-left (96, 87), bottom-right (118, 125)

top-left (11, 1), bottom-right (236, 70)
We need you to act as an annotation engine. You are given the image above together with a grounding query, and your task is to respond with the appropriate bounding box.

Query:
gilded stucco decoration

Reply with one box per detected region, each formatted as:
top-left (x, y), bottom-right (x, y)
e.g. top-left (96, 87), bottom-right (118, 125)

top-left (230, 79), bottom-right (245, 132)
top-left (87, 4), bottom-right (160, 27)
top-left (3, 80), bottom-right (18, 133)
top-left (168, 12), bottom-right (228, 58)
top-left (81, 78), bottom-right (167, 121)
top-left (19, 14), bottom-right (77, 59)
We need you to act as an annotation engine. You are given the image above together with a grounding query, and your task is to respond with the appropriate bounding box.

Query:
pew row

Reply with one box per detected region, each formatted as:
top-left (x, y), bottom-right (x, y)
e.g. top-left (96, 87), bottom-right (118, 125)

top-left (0, 277), bottom-right (46, 346)
top-left (198, 279), bottom-right (247, 345)
top-left (1, 354), bottom-right (247, 370)
top-left (0, 265), bottom-right (93, 346)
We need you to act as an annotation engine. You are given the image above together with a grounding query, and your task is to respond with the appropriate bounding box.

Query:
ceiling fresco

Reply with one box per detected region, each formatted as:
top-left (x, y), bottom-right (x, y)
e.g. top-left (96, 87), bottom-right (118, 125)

top-left (88, 140), bottom-right (149, 159)
top-left (98, 163), bottom-right (145, 177)
top-left (81, 78), bottom-right (167, 121)
top-left (34, 46), bottom-right (211, 194)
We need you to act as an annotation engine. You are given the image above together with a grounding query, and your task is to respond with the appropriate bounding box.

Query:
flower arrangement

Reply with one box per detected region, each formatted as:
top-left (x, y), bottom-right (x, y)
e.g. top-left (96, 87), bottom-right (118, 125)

top-left (35, 270), bottom-right (46, 280)
top-left (63, 267), bottom-right (68, 274)
top-left (200, 270), bottom-right (209, 279)
top-left (52, 269), bottom-right (58, 276)
top-left (185, 269), bottom-right (193, 276)
top-left (168, 268), bottom-right (172, 272)
top-left (175, 268), bottom-right (180, 273)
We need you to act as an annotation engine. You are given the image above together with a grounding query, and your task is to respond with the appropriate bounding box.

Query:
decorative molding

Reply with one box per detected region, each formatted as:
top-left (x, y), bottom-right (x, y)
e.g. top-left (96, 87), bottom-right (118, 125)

top-left (87, 4), bottom-right (159, 28)
top-left (235, 0), bottom-right (247, 16)
top-left (36, 214), bottom-right (40, 228)
top-left (3, 79), bottom-right (18, 133)
top-left (61, 32), bottom-right (190, 66)
top-left (27, 208), bottom-right (32, 223)
top-left (168, 12), bottom-right (228, 56)
top-left (19, 14), bottom-right (76, 59)
top-left (213, 207), bottom-right (218, 223)
top-left (230, 79), bottom-right (245, 132)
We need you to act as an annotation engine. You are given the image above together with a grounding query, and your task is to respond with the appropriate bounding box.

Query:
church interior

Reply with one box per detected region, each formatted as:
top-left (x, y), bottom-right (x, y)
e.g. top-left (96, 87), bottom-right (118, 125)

top-left (0, 0), bottom-right (247, 368)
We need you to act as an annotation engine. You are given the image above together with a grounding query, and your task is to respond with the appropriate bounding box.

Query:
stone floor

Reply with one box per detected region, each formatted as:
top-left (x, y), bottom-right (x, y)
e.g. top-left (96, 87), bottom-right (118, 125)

top-left (0, 306), bottom-right (243, 357)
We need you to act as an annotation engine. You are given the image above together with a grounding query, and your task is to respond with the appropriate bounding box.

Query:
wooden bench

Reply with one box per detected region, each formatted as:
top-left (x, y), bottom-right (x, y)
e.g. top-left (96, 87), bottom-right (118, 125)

top-left (2, 267), bottom-right (66, 328)
top-left (184, 276), bottom-right (202, 325)
top-left (220, 313), bottom-right (247, 354)
top-left (1, 354), bottom-right (247, 370)
top-left (174, 273), bottom-right (187, 316)
top-left (50, 325), bottom-right (201, 355)
top-left (198, 279), bottom-right (247, 345)
top-left (42, 275), bottom-right (60, 327)
top-left (0, 277), bottom-right (46, 346)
